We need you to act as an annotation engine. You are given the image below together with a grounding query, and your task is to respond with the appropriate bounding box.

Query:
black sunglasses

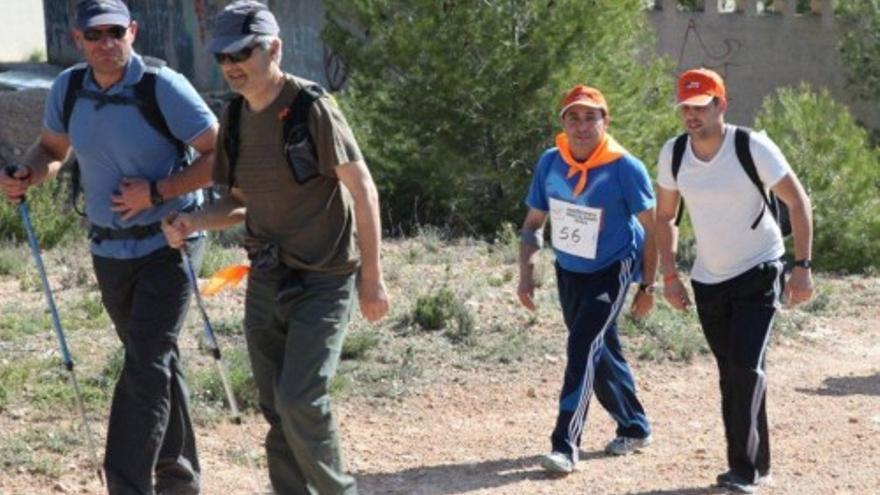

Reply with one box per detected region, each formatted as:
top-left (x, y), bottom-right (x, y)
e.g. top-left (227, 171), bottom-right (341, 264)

top-left (83, 25), bottom-right (128, 42)
top-left (214, 45), bottom-right (258, 65)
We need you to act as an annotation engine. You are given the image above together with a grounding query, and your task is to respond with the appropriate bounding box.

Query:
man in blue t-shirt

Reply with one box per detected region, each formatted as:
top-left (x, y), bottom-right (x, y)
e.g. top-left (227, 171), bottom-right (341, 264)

top-left (0, 1), bottom-right (217, 493)
top-left (517, 84), bottom-right (657, 474)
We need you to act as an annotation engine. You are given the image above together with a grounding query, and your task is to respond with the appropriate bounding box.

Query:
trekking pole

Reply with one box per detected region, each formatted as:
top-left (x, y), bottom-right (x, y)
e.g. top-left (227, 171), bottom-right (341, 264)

top-left (180, 245), bottom-right (242, 423)
top-left (179, 245), bottom-right (263, 487)
top-left (4, 166), bottom-right (104, 485)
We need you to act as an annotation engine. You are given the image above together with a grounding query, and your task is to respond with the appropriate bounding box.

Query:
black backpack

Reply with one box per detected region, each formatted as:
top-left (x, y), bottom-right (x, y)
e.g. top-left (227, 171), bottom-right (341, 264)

top-left (222, 83), bottom-right (327, 187)
top-left (60, 56), bottom-right (193, 214)
top-left (672, 127), bottom-right (791, 237)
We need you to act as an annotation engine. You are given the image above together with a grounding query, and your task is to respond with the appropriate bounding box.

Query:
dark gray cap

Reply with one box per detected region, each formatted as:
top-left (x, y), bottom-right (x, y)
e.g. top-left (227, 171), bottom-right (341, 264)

top-left (75, 0), bottom-right (131, 30)
top-left (206, 1), bottom-right (280, 54)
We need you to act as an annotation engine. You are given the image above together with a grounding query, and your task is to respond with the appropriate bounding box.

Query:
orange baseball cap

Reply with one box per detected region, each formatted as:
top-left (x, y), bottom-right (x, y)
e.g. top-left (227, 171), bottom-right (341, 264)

top-left (677, 68), bottom-right (726, 106)
top-left (559, 85), bottom-right (609, 118)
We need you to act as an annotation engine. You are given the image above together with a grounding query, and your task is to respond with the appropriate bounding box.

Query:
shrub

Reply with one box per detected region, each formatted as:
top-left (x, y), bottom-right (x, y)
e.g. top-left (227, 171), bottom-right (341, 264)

top-left (190, 347), bottom-right (258, 415)
top-left (412, 286), bottom-right (476, 343)
top-left (0, 176), bottom-right (82, 249)
top-left (198, 244), bottom-right (246, 279)
top-left (754, 84), bottom-right (880, 272)
top-left (341, 329), bottom-right (380, 360)
top-left (412, 288), bottom-right (457, 331)
top-left (323, 0), bottom-right (678, 235)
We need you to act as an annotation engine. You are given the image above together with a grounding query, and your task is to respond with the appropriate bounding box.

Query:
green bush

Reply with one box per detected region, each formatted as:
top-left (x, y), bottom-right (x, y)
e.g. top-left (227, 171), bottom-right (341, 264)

top-left (619, 301), bottom-right (708, 362)
top-left (191, 347), bottom-right (258, 415)
top-left (323, 0), bottom-right (678, 235)
top-left (198, 244), bottom-right (246, 279)
top-left (412, 288), bottom-right (457, 331)
top-left (754, 84), bottom-right (880, 272)
top-left (0, 177), bottom-right (82, 249)
top-left (836, 1), bottom-right (880, 103)
top-left (411, 286), bottom-right (476, 343)
top-left (341, 329), bottom-right (380, 360)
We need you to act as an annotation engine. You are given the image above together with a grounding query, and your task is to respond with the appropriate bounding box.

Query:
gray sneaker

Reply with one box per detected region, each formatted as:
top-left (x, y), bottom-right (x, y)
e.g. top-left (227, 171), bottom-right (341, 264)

top-left (540, 451), bottom-right (574, 474)
top-left (604, 434), bottom-right (653, 455)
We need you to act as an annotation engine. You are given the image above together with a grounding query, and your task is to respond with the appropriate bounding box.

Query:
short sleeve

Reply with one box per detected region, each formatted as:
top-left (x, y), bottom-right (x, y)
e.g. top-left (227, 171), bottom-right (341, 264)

top-left (655, 138), bottom-right (678, 191)
top-left (619, 155), bottom-right (656, 214)
top-left (308, 95), bottom-right (363, 174)
top-left (155, 69), bottom-right (217, 144)
top-left (749, 131), bottom-right (791, 188)
top-left (525, 150), bottom-right (553, 212)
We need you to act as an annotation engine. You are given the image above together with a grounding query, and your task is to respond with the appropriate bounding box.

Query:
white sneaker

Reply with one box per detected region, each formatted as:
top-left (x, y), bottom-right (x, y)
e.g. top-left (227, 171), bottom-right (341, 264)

top-left (604, 434), bottom-right (653, 455)
top-left (540, 451), bottom-right (574, 474)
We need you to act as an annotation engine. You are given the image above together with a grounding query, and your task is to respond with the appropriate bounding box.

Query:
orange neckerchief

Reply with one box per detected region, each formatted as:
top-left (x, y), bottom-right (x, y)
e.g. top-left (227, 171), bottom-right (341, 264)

top-left (556, 132), bottom-right (628, 196)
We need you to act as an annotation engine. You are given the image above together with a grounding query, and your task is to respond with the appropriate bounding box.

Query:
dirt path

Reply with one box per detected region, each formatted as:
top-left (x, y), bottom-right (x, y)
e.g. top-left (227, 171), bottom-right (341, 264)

top-left (192, 307), bottom-right (876, 494)
top-left (2, 295), bottom-right (878, 495)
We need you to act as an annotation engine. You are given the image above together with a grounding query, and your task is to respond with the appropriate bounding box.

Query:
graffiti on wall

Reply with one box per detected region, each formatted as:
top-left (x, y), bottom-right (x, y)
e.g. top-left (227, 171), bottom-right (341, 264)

top-left (677, 18), bottom-right (742, 81)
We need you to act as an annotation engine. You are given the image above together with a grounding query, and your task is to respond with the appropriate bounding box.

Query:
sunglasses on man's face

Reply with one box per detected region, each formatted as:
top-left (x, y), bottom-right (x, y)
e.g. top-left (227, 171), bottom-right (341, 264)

top-left (82, 25), bottom-right (128, 42)
top-left (214, 45), bottom-right (258, 65)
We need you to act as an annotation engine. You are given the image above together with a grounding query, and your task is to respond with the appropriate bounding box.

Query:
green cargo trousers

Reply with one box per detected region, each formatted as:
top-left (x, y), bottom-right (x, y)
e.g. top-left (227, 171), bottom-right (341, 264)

top-left (244, 265), bottom-right (357, 495)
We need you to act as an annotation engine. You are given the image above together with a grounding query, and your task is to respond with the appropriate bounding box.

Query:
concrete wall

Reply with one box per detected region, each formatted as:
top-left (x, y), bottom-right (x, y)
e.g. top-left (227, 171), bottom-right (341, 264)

top-left (648, 0), bottom-right (878, 128)
top-left (0, 1), bottom-right (47, 62)
top-left (42, 0), bottom-right (335, 93)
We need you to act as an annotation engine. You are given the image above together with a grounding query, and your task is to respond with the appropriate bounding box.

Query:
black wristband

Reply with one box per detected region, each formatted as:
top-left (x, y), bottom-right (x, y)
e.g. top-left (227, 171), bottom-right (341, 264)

top-left (792, 259), bottom-right (812, 269)
top-left (149, 180), bottom-right (164, 206)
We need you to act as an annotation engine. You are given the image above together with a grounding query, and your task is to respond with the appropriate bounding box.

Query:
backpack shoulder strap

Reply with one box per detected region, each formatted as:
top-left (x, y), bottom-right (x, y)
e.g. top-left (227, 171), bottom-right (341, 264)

top-left (132, 59), bottom-right (185, 154)
top-left (62, 65), bottom-right (88, 133)
top-left (283, 83), bottom-right (327, 142)
top-left (224, 96), bottom-right (245, 187)
top-left (671, 133), bottom-right (688, 226)
top-left (734, 126), bottom-right (776, 229)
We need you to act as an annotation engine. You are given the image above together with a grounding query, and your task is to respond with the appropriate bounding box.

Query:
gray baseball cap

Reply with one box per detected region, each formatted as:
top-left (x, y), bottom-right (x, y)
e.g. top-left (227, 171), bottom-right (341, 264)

top-left (75, 0), bottom-right (131, 30)
top-left (206, 1), bottom-right (280, 54)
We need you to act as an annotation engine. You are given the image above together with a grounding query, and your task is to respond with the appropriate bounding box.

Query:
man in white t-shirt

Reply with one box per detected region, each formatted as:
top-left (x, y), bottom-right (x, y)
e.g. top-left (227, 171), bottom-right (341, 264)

top-left (655, 69), bottom-right (814, 494)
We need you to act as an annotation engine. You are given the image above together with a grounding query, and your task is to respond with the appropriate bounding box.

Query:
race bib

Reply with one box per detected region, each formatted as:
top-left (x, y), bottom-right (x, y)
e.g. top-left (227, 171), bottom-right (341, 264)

top-left (549, 198), bottom-right (602, 260)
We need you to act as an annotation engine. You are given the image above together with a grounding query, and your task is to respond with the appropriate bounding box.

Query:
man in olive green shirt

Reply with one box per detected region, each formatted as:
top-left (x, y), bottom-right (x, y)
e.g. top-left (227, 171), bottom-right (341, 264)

top-left (162, 2), bottom-right (389, 494)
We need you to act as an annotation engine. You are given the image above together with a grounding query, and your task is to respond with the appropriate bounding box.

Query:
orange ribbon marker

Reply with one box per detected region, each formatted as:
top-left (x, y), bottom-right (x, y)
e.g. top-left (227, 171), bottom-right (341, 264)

top-left (202, 264), bottom-right (250, 296)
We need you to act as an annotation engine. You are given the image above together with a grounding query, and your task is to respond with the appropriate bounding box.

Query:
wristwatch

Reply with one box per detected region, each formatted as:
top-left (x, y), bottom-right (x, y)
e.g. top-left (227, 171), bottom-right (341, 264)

top-left (792, 259), bottom-right (812, 270)
top-left (638, 282), bottom-right (656, 295)
top-left (149, 180), bottom-right (164, 206)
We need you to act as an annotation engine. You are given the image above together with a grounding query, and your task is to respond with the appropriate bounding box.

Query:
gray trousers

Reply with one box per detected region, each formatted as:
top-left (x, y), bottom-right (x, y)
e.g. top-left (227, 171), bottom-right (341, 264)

top-left (244, 265), bottom-right (357, 495)
top-left (93, 238), bottom-right (204, 495)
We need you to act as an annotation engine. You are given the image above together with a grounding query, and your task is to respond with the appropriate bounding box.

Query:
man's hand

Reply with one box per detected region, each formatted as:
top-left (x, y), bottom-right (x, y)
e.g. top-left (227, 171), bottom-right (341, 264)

top-left (784, 267), bottom-right (814, 307)
top-left (358, 275), bottom-right (390, 322)
top-left (161, 212), bottom-right (194, 249)
top-left (517, 272), bottom-right (537, 311)
top-left (663, 277), bottom-right (692, 311)
top-left (0, 166), bottom-right (32, 202)
top-left (630, 289), bottom-right (654, 319)
top-left (111, 177), bottom-right (153, 221)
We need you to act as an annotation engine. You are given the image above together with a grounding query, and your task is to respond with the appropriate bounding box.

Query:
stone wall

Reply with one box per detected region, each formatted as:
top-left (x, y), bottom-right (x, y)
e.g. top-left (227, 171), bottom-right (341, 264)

top-left (648, 0), bottom-right (878, 128)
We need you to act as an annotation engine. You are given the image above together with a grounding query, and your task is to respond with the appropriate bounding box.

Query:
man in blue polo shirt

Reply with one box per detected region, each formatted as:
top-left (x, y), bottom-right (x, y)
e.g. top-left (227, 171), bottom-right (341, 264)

top-left (0, 1), bottom-right (217, 493)
top-left (517, 85), bottom-right (657, 474)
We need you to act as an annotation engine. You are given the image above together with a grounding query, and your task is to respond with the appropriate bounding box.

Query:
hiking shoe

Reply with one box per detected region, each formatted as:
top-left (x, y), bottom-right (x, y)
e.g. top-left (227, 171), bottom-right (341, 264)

top-left (540, 451), bottom-right (574, 474)
top-left (604, 434), bottom-right (653, 456)
top-left (716, 470), bottom-right (772, 487)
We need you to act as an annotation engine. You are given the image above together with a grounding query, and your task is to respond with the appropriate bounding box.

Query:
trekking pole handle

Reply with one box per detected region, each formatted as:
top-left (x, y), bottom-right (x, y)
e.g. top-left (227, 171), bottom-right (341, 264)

top-left (4, 165), bottom-right (31, 202)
